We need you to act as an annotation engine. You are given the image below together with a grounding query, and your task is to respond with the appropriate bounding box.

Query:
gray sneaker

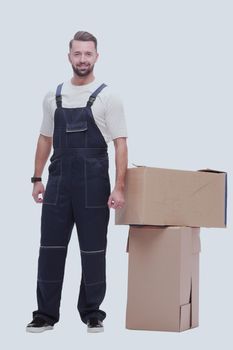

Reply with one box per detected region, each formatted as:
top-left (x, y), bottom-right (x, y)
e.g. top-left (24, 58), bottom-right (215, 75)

top-left (26, 316), bottom-right (54, 333)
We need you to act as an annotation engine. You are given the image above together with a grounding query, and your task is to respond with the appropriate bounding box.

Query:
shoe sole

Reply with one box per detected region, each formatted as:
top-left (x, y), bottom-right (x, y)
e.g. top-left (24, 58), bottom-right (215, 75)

top-left (26, 325), bottom-right (54, 333)
top-left (87, 326), bottom-right (104, 333)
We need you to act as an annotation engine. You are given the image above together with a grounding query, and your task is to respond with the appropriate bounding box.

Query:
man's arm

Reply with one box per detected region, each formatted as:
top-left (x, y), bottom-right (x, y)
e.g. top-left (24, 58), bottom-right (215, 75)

top-left (108, 137), bottom-right (128, 209)
top-left (32, 134), bottom-right (52, 203)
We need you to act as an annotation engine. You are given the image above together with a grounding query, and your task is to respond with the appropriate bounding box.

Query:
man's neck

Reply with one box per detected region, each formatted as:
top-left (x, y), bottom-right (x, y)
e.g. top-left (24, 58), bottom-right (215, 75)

top-left (71, 74), bottom-right (95, 86)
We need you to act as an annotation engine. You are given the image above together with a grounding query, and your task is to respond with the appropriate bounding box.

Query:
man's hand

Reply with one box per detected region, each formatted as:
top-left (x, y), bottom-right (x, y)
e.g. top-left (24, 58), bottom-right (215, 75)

top-left (31, 134), bottom-right (52, 203)
top-left (32, 182), bottom-right (45, 203)
top-left (110, 137), bottom-right (128, 210)
top-left (108, 187), bottom-right (125, 209)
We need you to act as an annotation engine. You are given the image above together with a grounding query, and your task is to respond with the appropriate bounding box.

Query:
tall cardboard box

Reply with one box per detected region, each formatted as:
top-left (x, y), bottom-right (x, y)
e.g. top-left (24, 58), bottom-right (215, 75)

top-left (115, 166), bottom-right (227, 228)
top-left (126, 225), bottom-right (201, 332)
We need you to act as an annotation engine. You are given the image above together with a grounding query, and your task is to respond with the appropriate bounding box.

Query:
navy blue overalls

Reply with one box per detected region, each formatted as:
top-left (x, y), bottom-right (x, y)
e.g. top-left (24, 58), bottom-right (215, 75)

top-left (32, 83), bottom-right (111, 326)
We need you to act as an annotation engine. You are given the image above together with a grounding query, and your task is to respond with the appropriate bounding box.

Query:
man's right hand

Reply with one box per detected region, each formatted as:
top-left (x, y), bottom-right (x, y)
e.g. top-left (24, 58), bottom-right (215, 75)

top-left (32, 182), bottom-right (45, 203)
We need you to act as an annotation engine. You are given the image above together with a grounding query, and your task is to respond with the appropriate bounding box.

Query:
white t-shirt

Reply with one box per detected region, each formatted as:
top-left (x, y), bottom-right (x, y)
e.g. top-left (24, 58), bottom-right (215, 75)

top-left (40, 78), bottom-right (128, 144)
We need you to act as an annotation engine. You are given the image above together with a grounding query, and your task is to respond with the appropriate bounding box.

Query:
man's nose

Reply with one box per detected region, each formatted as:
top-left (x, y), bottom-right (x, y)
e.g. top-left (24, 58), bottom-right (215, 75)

top-left (80, 54), bottom-right (86, 62)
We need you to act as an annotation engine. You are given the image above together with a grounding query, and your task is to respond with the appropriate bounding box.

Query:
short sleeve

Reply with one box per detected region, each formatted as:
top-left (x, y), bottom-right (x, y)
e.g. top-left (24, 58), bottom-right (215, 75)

top-left (105, 93), bottom-right (128, 141)
top-left (39, 91), bottom-right (54, 137)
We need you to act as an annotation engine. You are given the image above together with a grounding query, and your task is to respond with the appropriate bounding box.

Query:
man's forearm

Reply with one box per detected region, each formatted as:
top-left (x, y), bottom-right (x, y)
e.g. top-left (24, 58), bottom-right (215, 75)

top-left (114, 139), bottom-right (128, 191)
top-left (33, 134), bottom-right (52, 177)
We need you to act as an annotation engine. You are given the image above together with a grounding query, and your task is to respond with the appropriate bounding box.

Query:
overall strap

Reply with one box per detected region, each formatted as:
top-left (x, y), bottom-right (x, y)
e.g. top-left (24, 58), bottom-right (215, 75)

top-left (86, 83), bottom-right (107, 107)
top-left (55, 83), bottom-right (64, 108)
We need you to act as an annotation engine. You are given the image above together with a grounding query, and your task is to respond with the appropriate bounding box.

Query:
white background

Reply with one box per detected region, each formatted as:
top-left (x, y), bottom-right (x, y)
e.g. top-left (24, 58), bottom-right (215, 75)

top-left (0, 0), bottom-right (232, 349)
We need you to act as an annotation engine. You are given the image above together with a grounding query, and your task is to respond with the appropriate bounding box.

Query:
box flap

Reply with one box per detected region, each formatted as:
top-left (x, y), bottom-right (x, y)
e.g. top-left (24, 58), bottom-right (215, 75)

top-left (196, 170), bottom-right (227, 226)
top-left (196, 171), bottom-right (227, 227)
top-left (132, 163), bottom-right (147, 168)
top-left (191, 257), bottom-right (200, 328)
top-left (126, 234), bottom-right (129, 253)
top-left (198, 168), bottom-right (226, 174)
top-left (225, 173), bottom-right (228, 226)
top-left (180, 303), bottom-right (191, 331)
top-left (192, 229), bottom-right (201, 254)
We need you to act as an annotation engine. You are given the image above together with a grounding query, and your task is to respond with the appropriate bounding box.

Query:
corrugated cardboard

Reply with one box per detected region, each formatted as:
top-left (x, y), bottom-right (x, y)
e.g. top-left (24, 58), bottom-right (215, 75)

top-left (115, 166), bottom-right (227, 228)
top-left (125, 225), bottom-right (201, 332)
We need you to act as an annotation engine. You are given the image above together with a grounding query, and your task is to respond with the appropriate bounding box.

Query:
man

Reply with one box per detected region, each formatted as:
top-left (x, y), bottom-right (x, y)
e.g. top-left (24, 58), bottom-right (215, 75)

top-left (26, 31), bottom-right (128, 334)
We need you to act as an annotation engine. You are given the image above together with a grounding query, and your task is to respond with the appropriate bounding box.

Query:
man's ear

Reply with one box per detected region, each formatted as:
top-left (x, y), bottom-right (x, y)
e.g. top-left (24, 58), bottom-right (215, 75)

top-left (68, 53), bottom-right (71, 63)
top-left (95, 52), bottom-right (99, 62)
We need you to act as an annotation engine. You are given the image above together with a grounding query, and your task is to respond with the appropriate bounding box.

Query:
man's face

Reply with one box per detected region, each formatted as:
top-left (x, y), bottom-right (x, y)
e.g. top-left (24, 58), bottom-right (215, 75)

top-left (68, 40), bottom-right (99, 77)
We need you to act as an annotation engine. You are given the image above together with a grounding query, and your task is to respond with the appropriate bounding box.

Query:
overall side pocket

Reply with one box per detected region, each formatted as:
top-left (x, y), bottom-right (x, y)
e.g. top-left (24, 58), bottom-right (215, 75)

top-left (43, 159), bottom-right (62, 205)
top-left (84, 156), bottom-right (111, 208)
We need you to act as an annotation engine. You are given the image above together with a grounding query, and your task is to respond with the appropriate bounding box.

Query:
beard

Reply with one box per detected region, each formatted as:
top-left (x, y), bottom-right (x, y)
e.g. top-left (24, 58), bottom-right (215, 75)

top-left (71, 63), bottom-right (94, 77)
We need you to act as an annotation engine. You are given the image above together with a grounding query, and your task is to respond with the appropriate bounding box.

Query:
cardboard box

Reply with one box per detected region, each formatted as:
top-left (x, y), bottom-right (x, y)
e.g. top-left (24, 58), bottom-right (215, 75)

top-left (115, 166), bottom-right (227, 228)
top-left (125, 225), bottom-right (201, 332)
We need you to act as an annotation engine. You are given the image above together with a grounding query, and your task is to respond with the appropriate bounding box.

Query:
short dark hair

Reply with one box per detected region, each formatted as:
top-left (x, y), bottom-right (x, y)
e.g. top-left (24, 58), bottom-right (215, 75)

top-left (69, 31), bottom-right (97, 51)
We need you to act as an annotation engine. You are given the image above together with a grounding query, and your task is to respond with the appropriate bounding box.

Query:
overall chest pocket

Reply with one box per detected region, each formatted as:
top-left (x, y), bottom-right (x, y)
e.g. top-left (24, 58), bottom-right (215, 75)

top-left (66, 120), bottom-right (88, 147)
top-left (66, 120), bottom-right (88, 132)
top-left (84, 156), bottom-right (111, 208)
top-left (43, 159), bottom-right (62, 205)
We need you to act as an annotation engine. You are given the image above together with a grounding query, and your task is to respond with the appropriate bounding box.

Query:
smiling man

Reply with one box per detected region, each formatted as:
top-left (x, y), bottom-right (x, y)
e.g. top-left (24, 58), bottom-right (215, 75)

top-left (26, 31), bottom-right (128, 334)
